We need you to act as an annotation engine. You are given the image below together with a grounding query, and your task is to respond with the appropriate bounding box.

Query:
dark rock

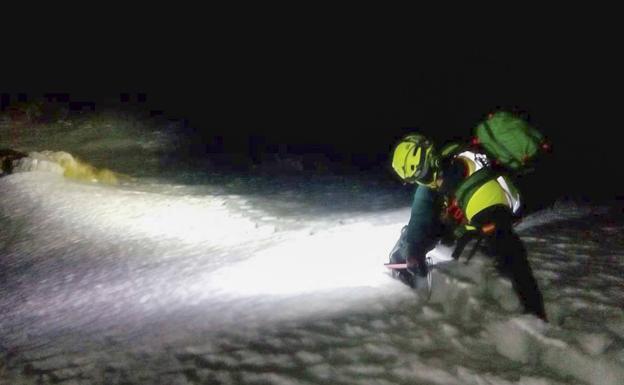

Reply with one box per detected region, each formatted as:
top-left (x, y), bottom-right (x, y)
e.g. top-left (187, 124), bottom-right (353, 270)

top-left (0, 148), bottom-right (27, 174)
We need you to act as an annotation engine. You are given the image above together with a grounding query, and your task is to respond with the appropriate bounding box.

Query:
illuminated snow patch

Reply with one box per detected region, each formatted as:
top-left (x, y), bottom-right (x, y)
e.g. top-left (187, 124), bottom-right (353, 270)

top-left (116, 195), bottom-right (277, 244)
top-left (209, 221), bottom-right (408, 296)
top-left (0, 172), bottom-right (276, 251)
top-left (204, 212), bottom-right (457, 297)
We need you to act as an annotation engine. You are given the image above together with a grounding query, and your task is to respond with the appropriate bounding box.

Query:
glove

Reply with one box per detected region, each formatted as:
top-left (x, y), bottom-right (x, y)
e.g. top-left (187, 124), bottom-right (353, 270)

top-left (406, 254), bottom-right (428, 278)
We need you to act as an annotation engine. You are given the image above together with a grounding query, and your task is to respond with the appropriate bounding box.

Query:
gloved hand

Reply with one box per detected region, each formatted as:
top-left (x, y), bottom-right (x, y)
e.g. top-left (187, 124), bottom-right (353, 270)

top-left (406, 254), bottom-right (428, 278)
top-left (405, 260), bottom-right (430, 292)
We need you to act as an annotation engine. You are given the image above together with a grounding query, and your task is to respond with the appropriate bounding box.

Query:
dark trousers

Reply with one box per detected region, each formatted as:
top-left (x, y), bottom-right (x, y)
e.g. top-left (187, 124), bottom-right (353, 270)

top-left (474, 206), bottom-right (548, 321)
top-left (484, 226), bottom-right (547, 321)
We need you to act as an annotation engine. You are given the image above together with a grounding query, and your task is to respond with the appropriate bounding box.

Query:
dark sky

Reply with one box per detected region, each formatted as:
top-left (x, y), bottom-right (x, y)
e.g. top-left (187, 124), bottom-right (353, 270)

top-left (3, 18), bottom-right (622, 203)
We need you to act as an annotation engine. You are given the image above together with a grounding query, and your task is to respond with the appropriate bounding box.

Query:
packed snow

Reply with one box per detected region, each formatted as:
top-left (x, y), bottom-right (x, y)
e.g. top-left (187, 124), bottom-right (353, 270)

top-left (1, 119), bottom-right (623, 385)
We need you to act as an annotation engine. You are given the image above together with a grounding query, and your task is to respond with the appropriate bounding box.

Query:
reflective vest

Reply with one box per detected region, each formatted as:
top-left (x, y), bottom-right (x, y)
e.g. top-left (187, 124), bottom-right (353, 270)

top-left (451, 150), bottom-right (521, 223)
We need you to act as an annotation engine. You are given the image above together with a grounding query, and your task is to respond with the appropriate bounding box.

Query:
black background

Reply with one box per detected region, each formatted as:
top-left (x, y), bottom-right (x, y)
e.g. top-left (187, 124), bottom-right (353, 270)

top-left (3, 11), bottom-right (622, 208)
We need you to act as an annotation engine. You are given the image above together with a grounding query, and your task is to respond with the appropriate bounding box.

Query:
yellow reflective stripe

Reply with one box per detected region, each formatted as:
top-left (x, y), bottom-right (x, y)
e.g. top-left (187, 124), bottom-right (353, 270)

top-left (465, 179), bottom-right (509, 221)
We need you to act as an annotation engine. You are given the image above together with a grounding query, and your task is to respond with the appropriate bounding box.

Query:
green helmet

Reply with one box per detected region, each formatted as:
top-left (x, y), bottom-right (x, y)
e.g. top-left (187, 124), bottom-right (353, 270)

top-left (391, 134), bottom-right (439, 186)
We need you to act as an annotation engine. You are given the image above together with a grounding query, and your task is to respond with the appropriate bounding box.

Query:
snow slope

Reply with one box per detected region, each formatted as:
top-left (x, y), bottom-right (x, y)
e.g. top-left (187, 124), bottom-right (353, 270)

top-left (1, 117), bottom-right (623, 384)
top-left (0, 166), bottom-right (622, 385)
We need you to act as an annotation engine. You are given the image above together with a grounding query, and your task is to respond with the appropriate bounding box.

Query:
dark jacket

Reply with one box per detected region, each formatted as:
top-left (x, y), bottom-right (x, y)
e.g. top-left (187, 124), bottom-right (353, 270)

top-left (405, 156), bottom-right (467, 258)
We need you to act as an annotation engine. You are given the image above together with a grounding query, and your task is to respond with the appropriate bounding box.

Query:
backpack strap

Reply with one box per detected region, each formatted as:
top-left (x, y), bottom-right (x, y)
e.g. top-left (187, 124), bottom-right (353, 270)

top-left (440, 142), bottom-right (463, 159)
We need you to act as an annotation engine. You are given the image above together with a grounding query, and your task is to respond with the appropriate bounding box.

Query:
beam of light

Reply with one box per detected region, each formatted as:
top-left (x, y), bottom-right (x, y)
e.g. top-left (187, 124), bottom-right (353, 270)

top-left (207, 222), bottom-right (397, 296)
top-left (7, 172), bottom-right (275, 247)
top-left (205, 220), bottom-right (456, 297)
top-left (2, 169), bottom-right (456, 320)
top-left (6, 151), bottom-right (279, 247)
top-left (123, 195), bottom-right (277, 245)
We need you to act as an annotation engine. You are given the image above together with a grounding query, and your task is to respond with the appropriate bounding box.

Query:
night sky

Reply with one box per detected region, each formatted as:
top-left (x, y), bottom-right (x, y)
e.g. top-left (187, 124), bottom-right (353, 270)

top-left (3, 18), bottom-right (622, 208)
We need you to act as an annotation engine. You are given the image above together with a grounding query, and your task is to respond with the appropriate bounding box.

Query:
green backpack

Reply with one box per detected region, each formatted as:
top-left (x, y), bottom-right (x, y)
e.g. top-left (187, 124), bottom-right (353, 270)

top-left (474, 111), bottom-right (547, 173)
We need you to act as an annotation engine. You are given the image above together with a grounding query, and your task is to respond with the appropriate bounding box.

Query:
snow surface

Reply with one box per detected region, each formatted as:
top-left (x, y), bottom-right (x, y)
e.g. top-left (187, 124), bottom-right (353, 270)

top-left (1, 121), bottom-right (623, 384)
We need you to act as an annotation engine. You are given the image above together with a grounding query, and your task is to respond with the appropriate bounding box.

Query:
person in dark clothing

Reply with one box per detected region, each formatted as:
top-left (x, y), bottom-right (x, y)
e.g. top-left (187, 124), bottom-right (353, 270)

top-left (389, 134), bottom-right (547, 321)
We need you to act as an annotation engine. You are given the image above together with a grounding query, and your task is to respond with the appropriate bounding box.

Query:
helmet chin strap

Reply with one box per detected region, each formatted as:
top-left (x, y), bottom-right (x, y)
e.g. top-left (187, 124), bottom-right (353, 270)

top-left (415, 149), bottom-right (439, 187)
top-left (424, 152), bottom-right (442, 188)
top-left (416, 170), bottom-right (439, 189)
